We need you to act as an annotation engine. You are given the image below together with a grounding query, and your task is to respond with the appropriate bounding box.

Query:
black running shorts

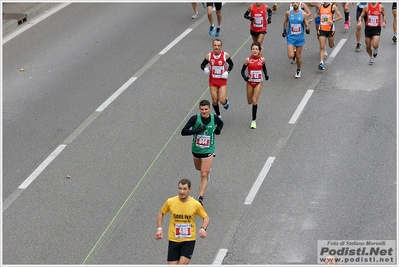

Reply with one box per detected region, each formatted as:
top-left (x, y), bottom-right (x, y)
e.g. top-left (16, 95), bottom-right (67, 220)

top-left (167, 240), bottom-right (196, 261)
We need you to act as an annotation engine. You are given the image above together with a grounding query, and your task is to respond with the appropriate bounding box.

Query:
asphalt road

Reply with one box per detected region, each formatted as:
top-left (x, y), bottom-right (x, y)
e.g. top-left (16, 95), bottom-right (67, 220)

top-left (2, 2), bottom-right (397, 265)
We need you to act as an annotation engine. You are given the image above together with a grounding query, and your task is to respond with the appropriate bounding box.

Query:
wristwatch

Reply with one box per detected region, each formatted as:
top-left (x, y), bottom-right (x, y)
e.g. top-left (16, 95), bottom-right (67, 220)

top-left (201, 226), bottom-right (207, 231)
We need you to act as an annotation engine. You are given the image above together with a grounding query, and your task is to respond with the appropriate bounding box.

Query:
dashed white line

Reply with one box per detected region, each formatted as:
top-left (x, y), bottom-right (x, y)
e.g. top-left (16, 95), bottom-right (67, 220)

top-left (289, 89), bottom-right (314, 124)
top-left (18, 144), bottom-right (67, 189)
top-left (4, 16), bottom-right (196, 210)
top-left (213, 248), bottom-right (228, 265)
top-left (159, 29), bottom-right (192, 55)
top-left (327, 38), bottom-right (347, 60)
top-left (96, 77), bottom-right (137, 112)
top-left (244, 157), bottom-right (275, 205)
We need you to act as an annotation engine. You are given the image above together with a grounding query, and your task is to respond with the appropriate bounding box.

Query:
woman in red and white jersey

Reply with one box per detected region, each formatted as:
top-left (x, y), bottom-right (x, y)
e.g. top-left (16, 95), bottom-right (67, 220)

top-left (240, 41), bottom-right (269, 129)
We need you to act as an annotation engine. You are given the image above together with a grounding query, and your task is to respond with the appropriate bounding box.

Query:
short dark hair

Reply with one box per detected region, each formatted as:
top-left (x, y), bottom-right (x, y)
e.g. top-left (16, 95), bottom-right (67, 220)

top-left (178, 178), bottom-right (191, 188)
top-left (213, 38), bottom-right (222, 46)
top-left (199, 99), bottom-right (211, 107)
top-left (251, 41), bottom-right (262, 51)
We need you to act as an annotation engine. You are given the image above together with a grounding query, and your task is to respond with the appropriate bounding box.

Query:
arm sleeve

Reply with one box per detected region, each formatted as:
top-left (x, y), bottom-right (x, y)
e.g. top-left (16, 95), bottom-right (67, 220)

top-left (262, 63), bottom-right (267, 76)
top-left (267, 8), bottom-right (272, 20)
top-left (241, 64), bottom-right (248, 80)
top-left (200, 58), bottom-right (209, 71)
top-left (244, 10), bottom-right (252, 20)
top-left (226, 57), bottom-right (234, 72)
top-left (181, 116), bottom-right (198, 136)
top-left (214, 115), bottom-right (224, 131)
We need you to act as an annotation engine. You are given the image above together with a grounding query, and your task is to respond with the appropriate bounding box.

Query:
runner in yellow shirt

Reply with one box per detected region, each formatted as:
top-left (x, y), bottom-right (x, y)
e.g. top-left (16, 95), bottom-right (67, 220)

top-left (155, 178), bottom-right (209, 264)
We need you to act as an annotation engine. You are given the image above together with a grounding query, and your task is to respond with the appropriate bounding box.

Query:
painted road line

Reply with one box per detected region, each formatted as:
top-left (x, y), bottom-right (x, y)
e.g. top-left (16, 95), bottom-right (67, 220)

top-left (3, 189), bottom-right (24, 212)
top-left (2, 3), bottom-right (71, 44)
top-left (159, 29), bottom-right (192, 55)
top-left (63, 112), bottom-right (101, 145)
top-left (327, 38), bottom-right (347, 62)
top-left (4, 7), bottom-right (208, 212)
top-left (244, 157), bottom-right (275, 205)
top-left (289, 89), bottom-right (314, 124)
top-left (18, 144), bottom-right (66, 189)
top-left (213, 249), bottom-right (228, 265)
top-left (96, 77), bottom-right (137, 112)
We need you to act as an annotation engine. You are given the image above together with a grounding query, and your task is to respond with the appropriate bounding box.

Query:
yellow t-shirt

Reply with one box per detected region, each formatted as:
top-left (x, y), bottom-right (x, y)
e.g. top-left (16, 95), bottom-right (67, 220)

top-left (161, 196), bottom-right (208, 242)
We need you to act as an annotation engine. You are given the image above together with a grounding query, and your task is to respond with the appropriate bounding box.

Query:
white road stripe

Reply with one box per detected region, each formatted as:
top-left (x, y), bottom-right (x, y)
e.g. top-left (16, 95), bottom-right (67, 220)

top-left (213, 248), bottom-right (228, 265)
top-left (159, 29), bottom-right (192, 55)
top-left (3, 8), bottom-right (200, 210)
top-left (18, 144), bottom-right (67, 189)
top-left (2, 3), bottom-right (72, 44)
top-left (289, 89), bottom-right (314, 124)
top-left (244, 157), bottom-right (275, 205)
top-left (96, 77), bottom-right (137, 112)
top-left (328, 38), bottom-right (347, 59)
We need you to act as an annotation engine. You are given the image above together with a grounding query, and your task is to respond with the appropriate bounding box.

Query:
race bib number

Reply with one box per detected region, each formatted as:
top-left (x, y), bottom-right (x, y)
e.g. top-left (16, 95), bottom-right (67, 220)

top-left (291, 23), bottom-right (302, 34)
top-left (367, 15), bottom-right (378, 27)
top-left (212, 66), bottom-right (224, 78)
top-left (175, 224), bottom-right (191, 238)
top-left (254, 17), bottom-right (264, 27)
top-left (320, 14), bottom-right (330, 25)
top-left (249, 70), bottom-right (262, 82)
top-left (196, 135), bottom-right (210, 148)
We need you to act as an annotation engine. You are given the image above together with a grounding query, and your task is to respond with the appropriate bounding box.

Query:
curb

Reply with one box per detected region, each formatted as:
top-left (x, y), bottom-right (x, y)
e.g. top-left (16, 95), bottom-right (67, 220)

top-left (3, 3), bottom-right (61, 36)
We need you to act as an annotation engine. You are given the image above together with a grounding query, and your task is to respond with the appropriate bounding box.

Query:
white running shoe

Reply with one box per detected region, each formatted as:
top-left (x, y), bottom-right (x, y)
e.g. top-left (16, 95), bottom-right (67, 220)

top-left (295, 69), bottom-right (301, 78)
top-left (369, 57), bottom-right (374, 65)
top-left (191, 12), bottom-right (199, 19)
top-left (372, 48), bottom-right (378, 58)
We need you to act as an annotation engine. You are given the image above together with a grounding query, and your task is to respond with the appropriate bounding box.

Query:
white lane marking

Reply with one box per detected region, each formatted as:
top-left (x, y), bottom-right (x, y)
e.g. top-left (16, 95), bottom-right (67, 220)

top-left (213, 248), bottom-right (228, 265)
top-left (96, 77), bottom-right (137, 112)
top-left (159, 29), bottom-right (192, 55)
top-left (244, 157), bottom-right (275, 205)
top-left (3, 189), bottom-right (24, 212)
top-left (3, 8), bottom-right (200, 209)
top-left (18, 144), bottom-right (67, 189)
top-left (63, 112), bottom-right (101, 144)
top-left (327, 38), bottom-right (347, 61)
top-left (2, 3), bottom-right (72, 44)
top-left (289, 89), bottom-right (314, 124)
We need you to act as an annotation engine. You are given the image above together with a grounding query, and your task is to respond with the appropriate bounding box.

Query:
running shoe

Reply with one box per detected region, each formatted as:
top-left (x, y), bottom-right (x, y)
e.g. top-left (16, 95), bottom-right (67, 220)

top-left (215, 27), bottom-right (220, 37)
top-left (392, 34), bottom-right (397, 43)
top-left (295, 69), bottom-right (301, 78)
top-left (191, 12), bottom-right (199, 19)
top-left (223, 100), bottom-right (229, 110)
top-left (197, 197), bottom-right (204, 206)
top-left (272, 3), bottom-right (277, 12)
top-left (344, 16), bottom-right (350, 29)
top-left (218, 115), bottom-right (222, 120)
top-left (355, 43), bottom-right (362, 52)
top-left (373, 48), bottom-right (378, 58)
top-left (369, 57), bottom-right (374, 65)
top-left (209, 25), bottom-right (215, 35)
top-left (318, 62), bottom-right (325, 70)
top-left (250, 120), bottom-right (257, 129)
top-left (324, 49), bottom-right (328, 56)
